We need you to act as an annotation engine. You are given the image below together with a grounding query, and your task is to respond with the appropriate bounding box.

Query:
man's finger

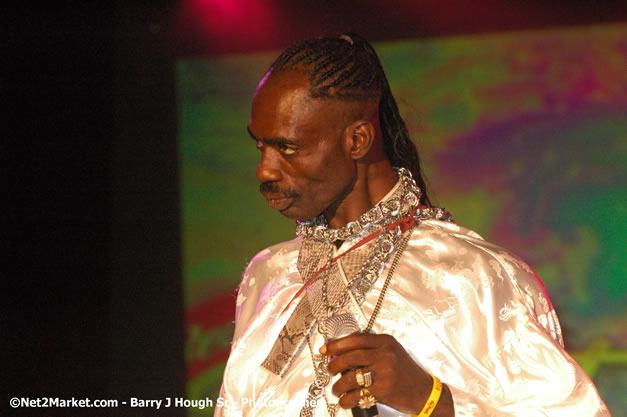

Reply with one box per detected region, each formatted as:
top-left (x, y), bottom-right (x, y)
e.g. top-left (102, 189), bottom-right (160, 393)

top-left (337, 387), bottom-right (361, 410)
top-left (331, 369), bottom-right (359, 397)
top-left (327, 349), bottom-right (373, 375)
top-left (331, 368), bottom-right (377, 396)
top-left (322, 332), bottom-right (392, 356)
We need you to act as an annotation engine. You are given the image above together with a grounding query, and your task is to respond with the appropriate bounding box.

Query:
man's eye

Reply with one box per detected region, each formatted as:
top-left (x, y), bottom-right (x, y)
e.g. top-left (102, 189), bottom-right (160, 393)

top-left (279, 144), bottom-right (297, 155)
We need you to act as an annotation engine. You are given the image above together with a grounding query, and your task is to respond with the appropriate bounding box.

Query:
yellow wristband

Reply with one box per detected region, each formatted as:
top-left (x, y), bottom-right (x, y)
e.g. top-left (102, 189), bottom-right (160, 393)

top-left (411, 375), bottom-right (443, 417)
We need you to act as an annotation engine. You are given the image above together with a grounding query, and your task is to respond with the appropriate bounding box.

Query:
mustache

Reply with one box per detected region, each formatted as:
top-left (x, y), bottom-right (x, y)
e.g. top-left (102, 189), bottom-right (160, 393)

top-left (259, 182), bottom-right (298, 198)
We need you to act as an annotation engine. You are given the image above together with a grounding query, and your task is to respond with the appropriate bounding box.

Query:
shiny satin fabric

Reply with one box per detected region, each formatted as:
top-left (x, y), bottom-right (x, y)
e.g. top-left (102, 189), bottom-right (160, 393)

top-left (215, 220), bottom-right (610, 416)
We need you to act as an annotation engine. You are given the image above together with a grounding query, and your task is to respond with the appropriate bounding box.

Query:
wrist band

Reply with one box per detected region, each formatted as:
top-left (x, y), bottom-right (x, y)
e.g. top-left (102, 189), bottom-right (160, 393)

top-left (411, 375), bottom-right (443, 417)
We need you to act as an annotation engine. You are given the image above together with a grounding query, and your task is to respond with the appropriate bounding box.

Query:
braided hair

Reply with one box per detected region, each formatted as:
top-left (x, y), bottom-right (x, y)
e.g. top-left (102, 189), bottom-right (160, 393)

top-left (268, 32), bottom-right (432, 206)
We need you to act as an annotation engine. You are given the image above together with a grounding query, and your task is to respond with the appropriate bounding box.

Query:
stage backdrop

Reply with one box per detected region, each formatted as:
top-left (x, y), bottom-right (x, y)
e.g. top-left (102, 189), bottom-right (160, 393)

top-left (177, 23), bottom-right (626, 415)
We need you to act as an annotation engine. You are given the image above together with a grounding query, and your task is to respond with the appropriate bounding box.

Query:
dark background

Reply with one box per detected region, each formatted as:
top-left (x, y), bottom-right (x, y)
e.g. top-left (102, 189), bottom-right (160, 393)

top-left (5, 1), bottom-right (626, 416)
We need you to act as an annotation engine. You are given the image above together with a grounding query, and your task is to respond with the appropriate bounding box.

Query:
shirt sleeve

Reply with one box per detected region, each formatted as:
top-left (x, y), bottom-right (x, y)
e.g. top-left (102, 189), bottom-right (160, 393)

top-left (213, 253), bottom-right (265, 417)
top-left (443, 247), bottom-right (611, 416)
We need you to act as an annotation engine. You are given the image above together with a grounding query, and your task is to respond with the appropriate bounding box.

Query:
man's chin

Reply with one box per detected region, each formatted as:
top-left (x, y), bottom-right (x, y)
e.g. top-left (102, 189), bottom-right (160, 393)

top-left (278, 207), bottom-right (303, 220)
top-left (277, 205), bottom-right (318, 222)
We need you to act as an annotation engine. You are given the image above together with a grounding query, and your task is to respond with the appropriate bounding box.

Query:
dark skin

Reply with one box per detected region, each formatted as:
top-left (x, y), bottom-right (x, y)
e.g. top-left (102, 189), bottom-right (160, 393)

top-left (249, 69), bottom-right (454, 416)
top-left (321, 336), bottom-right (454, 416)
top-left (249, 70), bottom-right (396, 226)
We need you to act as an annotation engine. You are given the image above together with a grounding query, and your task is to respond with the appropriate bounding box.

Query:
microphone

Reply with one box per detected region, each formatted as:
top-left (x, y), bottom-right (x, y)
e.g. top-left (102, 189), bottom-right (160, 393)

top-left (326, 313), bottom-right (379, 417)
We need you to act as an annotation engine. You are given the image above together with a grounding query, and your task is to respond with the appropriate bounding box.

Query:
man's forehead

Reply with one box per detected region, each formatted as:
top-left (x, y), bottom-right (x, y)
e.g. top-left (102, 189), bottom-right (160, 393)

top-left (251, 73), bottom-right (312, 124)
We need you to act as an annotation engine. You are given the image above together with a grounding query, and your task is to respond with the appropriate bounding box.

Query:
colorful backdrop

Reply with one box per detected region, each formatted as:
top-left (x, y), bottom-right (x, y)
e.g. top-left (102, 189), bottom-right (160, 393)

top-left (178, 23), bottom-right (626, 415)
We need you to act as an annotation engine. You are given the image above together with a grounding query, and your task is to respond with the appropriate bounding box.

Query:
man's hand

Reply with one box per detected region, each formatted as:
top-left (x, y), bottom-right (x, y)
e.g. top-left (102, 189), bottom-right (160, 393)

top-left (320, 333), bottom-right (454, 416)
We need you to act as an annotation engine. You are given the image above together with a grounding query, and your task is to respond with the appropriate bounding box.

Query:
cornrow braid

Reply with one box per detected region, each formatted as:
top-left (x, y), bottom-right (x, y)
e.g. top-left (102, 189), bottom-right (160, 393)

top-left (268, 32), bottom-right (432, 206)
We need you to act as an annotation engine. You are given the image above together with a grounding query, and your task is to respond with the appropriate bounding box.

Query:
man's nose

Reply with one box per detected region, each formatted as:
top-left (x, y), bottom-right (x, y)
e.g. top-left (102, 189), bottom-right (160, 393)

top-left (256, 148), bottom-right (282, 183)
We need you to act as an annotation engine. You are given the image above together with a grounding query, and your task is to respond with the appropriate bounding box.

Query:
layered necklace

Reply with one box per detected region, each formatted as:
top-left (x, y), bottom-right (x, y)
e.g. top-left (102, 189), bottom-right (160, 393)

top-left (297, 167), bottom-right (423, 309)
top-left (294, 168), bottom-right (452, 417)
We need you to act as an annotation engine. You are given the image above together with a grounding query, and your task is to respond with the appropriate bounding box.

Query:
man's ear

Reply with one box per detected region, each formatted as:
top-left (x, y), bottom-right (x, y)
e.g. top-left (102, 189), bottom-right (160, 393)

top-left (345, 120), bottom-right (375, 160)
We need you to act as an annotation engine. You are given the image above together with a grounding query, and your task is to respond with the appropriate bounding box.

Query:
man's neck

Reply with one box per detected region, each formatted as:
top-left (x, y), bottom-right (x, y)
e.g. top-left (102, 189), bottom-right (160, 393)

top-left (324, 162), bottom-right (398, 229)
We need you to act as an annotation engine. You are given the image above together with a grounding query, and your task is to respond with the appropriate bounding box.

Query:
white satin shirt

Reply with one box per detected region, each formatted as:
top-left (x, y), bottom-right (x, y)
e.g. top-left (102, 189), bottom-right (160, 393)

top-left (215, 219), bottom-right (610, 416)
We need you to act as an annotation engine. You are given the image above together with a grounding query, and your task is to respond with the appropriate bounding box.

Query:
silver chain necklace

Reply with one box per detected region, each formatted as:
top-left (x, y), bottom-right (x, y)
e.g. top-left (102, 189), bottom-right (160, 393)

top-left (296, 168), bottom-right (452, 417)
top-left (296, 167), bottom-right (421, 243)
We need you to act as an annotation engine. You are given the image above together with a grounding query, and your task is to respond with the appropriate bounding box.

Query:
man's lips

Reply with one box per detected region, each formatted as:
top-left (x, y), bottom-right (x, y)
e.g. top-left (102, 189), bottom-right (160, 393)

top-left (265, 196), bottom-right (294, 211)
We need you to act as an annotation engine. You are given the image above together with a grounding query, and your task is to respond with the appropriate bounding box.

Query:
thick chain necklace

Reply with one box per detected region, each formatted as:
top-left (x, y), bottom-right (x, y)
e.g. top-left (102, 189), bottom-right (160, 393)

top-left (296, 168), bottom-right (452, 417)
top-left (296, 167), bottom-right (421, 243)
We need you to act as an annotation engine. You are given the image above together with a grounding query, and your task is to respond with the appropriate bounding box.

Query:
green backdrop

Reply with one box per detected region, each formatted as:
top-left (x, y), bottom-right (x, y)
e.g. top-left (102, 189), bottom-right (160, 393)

top-left (178, 23), bottom-right (626, 415)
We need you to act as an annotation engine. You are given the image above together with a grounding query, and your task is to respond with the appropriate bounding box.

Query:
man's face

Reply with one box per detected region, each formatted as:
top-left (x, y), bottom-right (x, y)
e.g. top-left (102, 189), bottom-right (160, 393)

top-left (248, 71), bottom-right (357, 221)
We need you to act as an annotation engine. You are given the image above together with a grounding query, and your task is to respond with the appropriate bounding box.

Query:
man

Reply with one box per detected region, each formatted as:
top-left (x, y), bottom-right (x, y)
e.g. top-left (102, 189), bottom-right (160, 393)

top-left (215, 33), bottom-right (610, 416)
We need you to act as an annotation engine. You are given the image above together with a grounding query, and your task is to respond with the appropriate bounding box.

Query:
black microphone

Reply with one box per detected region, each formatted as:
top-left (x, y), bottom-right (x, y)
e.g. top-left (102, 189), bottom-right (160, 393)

top-left (326, 313), bottom-right (379, 417)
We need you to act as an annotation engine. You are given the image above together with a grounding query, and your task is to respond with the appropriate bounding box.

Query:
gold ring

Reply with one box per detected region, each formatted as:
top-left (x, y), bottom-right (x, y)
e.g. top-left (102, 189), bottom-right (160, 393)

top-left (358, 388), bottom-right (377, 409)
top-left (363, 369), bottom-right (374, 388)
top-left (355, 368), bottom-right (365, 387)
